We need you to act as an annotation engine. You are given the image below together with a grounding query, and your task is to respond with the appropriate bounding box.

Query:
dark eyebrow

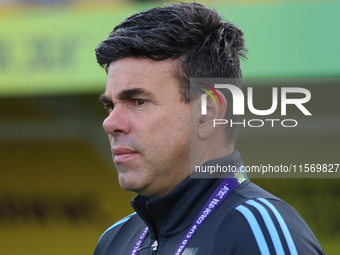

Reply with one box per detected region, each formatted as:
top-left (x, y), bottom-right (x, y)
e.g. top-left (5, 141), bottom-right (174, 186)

top-left (99, 94), bottom-right (111, 104)
top-left (117, 88), bottom-right (154, 100)
top-left (99, 88), bottom-right (155, 105)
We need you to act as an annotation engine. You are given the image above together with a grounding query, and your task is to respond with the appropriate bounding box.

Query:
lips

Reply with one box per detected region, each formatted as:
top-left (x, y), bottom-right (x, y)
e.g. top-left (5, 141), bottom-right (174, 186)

top-left (112, 147), bottom-right (138, 162)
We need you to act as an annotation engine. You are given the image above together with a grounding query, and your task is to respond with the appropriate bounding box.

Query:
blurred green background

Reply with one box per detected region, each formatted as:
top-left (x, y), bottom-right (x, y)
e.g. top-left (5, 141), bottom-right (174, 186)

top-left (0, 0), bottom-right (339, 254)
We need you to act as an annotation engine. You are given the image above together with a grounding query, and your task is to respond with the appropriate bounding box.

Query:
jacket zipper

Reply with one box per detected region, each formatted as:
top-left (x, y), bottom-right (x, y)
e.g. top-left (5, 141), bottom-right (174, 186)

top-left (151, 240), bottom-right (158, 254)
top-left (146, 202), bottom-right (160, 255)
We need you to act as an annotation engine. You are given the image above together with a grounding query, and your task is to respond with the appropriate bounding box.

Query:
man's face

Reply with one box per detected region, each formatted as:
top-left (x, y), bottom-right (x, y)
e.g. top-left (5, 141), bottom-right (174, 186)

top-left (101, 58), bottom-right (191, 198)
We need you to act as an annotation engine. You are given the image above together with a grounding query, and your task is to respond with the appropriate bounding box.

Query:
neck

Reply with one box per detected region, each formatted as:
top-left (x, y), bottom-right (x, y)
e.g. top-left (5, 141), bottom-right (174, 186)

top-left (191, 137), bottom-right (234, 173)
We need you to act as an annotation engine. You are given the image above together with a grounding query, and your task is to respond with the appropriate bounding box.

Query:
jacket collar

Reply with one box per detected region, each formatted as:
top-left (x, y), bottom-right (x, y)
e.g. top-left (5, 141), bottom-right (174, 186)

top-left (131, 150), bottom-right (246, 240)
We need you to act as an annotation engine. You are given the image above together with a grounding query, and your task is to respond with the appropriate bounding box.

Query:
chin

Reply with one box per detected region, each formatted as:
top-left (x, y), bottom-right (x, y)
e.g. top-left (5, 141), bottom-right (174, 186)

top-left (118, 175), bottom-right (146, 193)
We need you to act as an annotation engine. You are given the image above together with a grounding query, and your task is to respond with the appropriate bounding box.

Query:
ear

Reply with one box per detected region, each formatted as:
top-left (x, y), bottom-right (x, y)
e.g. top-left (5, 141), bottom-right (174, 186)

top-left (198, 90), bottom-right (227, 140)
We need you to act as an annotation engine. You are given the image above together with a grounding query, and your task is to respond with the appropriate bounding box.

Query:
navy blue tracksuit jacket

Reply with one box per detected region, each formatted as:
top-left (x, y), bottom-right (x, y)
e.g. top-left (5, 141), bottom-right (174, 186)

top-left (94, 151), bottom-right (324, 255)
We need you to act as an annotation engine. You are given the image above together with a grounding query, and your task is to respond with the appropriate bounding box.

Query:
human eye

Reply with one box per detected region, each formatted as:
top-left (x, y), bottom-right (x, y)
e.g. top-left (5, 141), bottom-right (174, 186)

top-left (133, 99), bottom-right (147, 106)
top-left (104, 103), bottom-right (114, 113)
top-left (99, 95), bottom-right (115, 113)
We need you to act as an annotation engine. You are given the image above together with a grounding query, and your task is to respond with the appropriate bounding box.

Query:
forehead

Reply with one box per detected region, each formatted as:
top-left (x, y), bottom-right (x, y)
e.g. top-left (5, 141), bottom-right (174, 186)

top-left (106, 57), bottom-right (180, 95)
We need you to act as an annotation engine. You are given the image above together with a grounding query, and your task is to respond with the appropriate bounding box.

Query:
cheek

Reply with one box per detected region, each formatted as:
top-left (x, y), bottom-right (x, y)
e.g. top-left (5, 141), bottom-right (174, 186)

top-left (157, 111), bottom-right (190, 150)
top-left (132, 105), bottom-right (190, 148)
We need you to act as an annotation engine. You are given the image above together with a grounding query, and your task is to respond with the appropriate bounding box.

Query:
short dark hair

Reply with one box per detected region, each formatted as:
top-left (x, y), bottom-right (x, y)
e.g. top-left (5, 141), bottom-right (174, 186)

top-left (95, 2), bottom-right (247, 143)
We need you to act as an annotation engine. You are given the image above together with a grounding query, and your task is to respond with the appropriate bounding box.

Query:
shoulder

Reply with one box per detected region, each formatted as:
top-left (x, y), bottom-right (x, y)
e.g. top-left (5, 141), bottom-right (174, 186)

top-left (214, 183), bottom-right (324, 254)
top-left (97, 212), bottom-right (137, 244)
top-left (94, 212), bottom-right (141, 255)
top-left (94, 212), bottom-right (148, 255)
top-left (233, 198), bottom-right (298, 254)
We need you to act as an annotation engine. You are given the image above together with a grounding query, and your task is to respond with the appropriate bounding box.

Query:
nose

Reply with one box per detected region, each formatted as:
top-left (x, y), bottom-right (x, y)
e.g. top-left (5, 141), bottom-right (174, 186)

top-left (102, 106), bottom-right (131, 136)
